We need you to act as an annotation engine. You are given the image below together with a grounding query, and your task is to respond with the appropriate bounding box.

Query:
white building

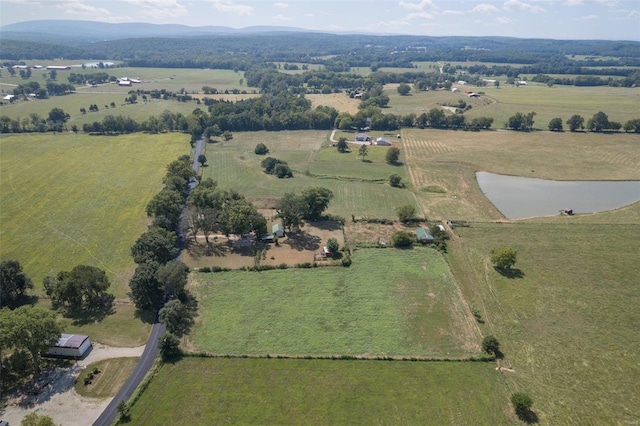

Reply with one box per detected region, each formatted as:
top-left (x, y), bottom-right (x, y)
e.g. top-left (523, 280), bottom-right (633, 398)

top-left (47, 334), bottom-right (92, 358)
top-left (376, 137), bottom-right (391, 146)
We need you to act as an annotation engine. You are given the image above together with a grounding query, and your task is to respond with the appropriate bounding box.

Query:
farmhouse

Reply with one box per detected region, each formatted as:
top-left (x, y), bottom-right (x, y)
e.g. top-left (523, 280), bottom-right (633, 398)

top-left (272, 223), bottom-right (285, 238)
top-left (415, 228), bottom-right (434, 243)
top-left (355, 133), bottom-right (372, 142)
top-left (46, 65), bottom-right (70, 70)
top-left (46, 334), bottom-right (92, 358)
top-left (376, 137), bottom-right (391, 146)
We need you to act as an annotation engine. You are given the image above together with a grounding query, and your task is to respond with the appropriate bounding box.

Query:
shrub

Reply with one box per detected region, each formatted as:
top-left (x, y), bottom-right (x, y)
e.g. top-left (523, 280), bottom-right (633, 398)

top-left (254, 143), bottom-right (269, 155)
top-left (490, 246), bottom-right (517, 270)
top-left (385, 147), bottom-right (401, 164)
top-left (481, 335), bottom-right (500, 355)
top-left (273, 163), bottom-right (293, 178)
top-left (511, 392), bottom-right (534, 420)
top-left (389, 174), bottom-right (403, 187)
top-left (326, 238), bottom-right (339, 255)
top-left (396, 204), bottom-right (416, 222)
top-left (391, 230), bottom-right (415, 248)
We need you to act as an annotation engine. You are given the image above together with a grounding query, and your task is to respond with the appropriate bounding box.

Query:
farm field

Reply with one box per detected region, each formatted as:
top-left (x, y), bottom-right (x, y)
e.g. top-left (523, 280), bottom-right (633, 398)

top-left (201, 131), bottom-right (418, 218)
top-left (446, 222), bottom-right (640, 424)
top-left (189, 249), bottom-right (480, 358)
top-left (127, 357), bottom-right (511, 425)
top-left (400, 128), bottom-right (640, 221)
top-left (74, 357), bottom-right (139, 398)
top-left (385, 83), bottom-right (640, 130)
top-left (0, 132), bottom-right (190, 298)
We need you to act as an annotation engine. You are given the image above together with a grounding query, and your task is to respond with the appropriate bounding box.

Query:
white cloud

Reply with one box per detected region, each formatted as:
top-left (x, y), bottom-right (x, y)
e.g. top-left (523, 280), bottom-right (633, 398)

top-left (399, 0), bottom-right (436, 11)
top-left (272, 14), bottom-right (292, 21)
top-left (407, 12), bottom-right (435, 19)
top-left (442, 9), bottom-right (464, 15)
top-left (503, 0), bottom-right (546, 12)
top-left (565, 0), bottom-right (617, 5)
top-left (471, 4), bottom-right (501, 13)
top-left (210, 0), bottom-right (253, 15)
top-left (273, 2), bottom-right (288, 9)
top-left (580, 13), bottom-right (599, 19)
top-left (495, 16), bottom-right (513, 23)
top-left (124, 0), bottom-right (189, 20)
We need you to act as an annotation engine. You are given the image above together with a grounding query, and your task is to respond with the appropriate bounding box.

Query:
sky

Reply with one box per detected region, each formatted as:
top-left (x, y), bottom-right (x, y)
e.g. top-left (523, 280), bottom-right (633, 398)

top-left (1, 0), bottom-right (639, 41)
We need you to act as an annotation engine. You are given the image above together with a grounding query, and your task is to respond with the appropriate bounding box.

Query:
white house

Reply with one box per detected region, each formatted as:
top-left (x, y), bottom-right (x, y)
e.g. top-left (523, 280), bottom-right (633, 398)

top-left (272, 223), bottom-right (285, 238)
top-left (47, 334), bottom-right (92, 358)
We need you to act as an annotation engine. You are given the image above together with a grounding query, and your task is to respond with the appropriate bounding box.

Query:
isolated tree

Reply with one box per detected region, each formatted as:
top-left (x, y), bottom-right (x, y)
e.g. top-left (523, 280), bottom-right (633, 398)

top-left (358, 144), bottom-right (369, 161)
top-left (396, 204), bottom-right (416, 223)
top-left (158, 299), bottom-right (196, 337)
top-left (481, 335), bottom-right (500, 355)
top-left (389, 174), bottom-right (403, 188)
top-left (130, 227), bottom-right (179, 265)
top-left (197, 154), bottom-right (207, 167)
top-left (275, 192), bottom-right (307, 231)
top-left (0, 305), bottom-right (62, 375)
top-left (47, 107), bottom-right (70, 124)
top-left (587, 111), bottom-right (610, 132)
top-left (0, 260), bottom-right (34, 309)
top-left (219, 197), bottom-right (267, 237)
top-left (326, 238), bottom-right (340, 255)
top-left (254, 143), bottom-right (269, 155)
top-left (385, 147), bottom-right (401, 164)
top-left (566, 114), bottom-right (585, 132)
top-left (548, 117), bottom-right (563, 131)
top-left (222, 130), bottom-right (233, 141)
top-left (158, 332), bottom-right (181, 362)
top-left (511, 392), bottom-right (534, 420)
top-left (337, 137), bottom-right (349, 153)
top-left (391, 230), bottom-right (415, 248)
top-left (302, 187), bottom-right (334, 220)
top-left (623, 118), bottom-right (640, 133)
top-left (397, 82), bottom-right (411, 96)
top-left (490, 246), bottom-right (517, 270)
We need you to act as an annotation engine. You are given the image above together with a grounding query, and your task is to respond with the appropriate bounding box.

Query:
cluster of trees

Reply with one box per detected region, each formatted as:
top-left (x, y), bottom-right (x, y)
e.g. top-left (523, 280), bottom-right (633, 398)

top-left (188, 178), bottom-right (267, 244)
top-left (274, 187), bottom-right (334, 231)
top-left (43, 265), bottom-right (114, 316)
top-left (548, 112), bottom-right (639, 133)
top-left (505, 112), bottom-right (536, 131)
top-left (67, 72), bottom-right (114, 85)
top-left (0, 107), bottom-right (70, 133)
top-left (11, 80), bottom-right (75, 98)
top-left (261, 157), bottom-right (293, 178)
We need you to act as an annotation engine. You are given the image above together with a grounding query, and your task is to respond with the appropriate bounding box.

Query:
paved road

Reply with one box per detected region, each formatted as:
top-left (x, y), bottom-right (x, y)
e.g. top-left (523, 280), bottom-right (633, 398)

top-left (92, 322), bottom-right (166, 426)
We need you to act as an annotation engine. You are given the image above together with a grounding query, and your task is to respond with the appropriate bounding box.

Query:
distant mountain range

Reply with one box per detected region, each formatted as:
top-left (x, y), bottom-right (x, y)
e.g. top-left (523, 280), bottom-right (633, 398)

top-left (0, 20), bottom-right (320, 44)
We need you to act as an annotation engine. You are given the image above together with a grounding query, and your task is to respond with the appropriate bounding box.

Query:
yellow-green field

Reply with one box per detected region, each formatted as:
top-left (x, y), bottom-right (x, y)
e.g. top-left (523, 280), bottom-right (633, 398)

top-left (0, 132), bottom-right (190, 297)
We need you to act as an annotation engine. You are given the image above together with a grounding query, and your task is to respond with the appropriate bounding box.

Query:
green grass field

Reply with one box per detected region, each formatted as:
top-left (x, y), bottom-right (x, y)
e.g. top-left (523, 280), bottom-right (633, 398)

top-left (190, 249), bottom-right (479, 358)
top-left (201, 131), bottom-right (418, 218)
top-left (0, 132), bottom-right (190, 297)
top-left (74, 357), bottom-right (139, 398)
top-left (446, 222), bottom-right (640, 424)
top-left (126, 357), bottom-right (512, 425)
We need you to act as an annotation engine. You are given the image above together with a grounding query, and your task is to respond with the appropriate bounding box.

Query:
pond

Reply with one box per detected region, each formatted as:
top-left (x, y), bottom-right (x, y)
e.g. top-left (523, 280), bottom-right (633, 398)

top-left (476, 172), bottom-right (640, 219)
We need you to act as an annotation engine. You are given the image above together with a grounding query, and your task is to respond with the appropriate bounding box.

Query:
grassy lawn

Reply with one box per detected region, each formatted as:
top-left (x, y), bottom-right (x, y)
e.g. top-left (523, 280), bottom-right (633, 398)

top-left (189, 249), bottom-right (480, 358)
top-left (202, 131), bottom-right (418, 218)
top-left (0, 132), bottom-right (190, 297)
top-left (74, 358), bottom-right (139, 398)
top-left (446, 222), bottom-right (640, 424)
top-left (63, 304), bottom-right (152, 346)
top-left (126, 357), bottom-right (512, 425)
top-left (75, 357), bottom-right (139, 398)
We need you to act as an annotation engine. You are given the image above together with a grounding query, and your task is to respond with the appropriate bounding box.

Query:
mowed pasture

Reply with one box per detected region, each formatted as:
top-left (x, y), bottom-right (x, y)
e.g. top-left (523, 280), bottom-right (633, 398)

top-left (447, 222), bottom-right (640, 425)
top-left (400, 128), bottom-right (640, 221)
top-left (0, 132), bottom-right (190, 297)
top-left (127, 358), bottom-right (512, 425)
top-left (189, 249), bottom-right (480, 358)
top-left (201, 131), bottom-right (418, 218)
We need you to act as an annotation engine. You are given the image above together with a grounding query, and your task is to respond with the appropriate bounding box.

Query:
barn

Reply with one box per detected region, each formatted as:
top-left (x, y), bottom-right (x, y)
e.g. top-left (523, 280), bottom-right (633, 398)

top-left (272, 223), bottom-right (285, 238)
top-left (415, 228), bottom-right (434, 243)
top-left (47, 334), bottom-right (92, 358)
top-left (376, 137), bottom-right (391, 146)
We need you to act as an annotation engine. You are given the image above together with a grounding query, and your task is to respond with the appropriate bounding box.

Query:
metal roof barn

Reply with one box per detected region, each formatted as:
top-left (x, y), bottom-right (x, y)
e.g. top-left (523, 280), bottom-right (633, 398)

top-left (46, 334), bottom-right (92, 358)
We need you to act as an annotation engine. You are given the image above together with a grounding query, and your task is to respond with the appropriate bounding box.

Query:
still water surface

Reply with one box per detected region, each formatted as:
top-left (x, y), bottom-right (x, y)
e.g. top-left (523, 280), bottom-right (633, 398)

top-left (476, 172), bottom-right (640, 219)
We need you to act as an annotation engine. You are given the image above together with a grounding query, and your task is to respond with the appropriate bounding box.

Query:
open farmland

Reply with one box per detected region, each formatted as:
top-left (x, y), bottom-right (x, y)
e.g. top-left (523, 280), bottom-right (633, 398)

top-left (446, 221), bottom-right (640, 425)
top-left (0, 132), bottom-right (190, 297)
top-left (127, 357), bottom-right (511, 425)
top-left (400, 128), bottom-right (640, 221)
top-left (189, 249), bottom-right (480, 358)
top-left (201, 131), bottom-right (418, 218)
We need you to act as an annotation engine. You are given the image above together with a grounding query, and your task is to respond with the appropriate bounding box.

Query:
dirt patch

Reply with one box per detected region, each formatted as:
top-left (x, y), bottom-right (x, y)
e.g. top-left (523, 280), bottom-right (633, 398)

top-left (1, 344), bottom-right (143, 426)
top-left (182, 220), bottom-right (345, 269)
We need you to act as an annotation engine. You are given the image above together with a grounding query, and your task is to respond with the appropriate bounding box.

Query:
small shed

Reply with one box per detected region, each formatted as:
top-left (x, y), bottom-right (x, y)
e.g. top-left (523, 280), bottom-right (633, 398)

top-left (415, 228), bottom-right (434, 243)
top-left (376, 137), bottom-right (391, 146)
top-left (272, 223), bottom-right (285, 238)
top-left (355, 133), bottom-right (372, 142)
top-left (47, 334), bottom-right (92, 358)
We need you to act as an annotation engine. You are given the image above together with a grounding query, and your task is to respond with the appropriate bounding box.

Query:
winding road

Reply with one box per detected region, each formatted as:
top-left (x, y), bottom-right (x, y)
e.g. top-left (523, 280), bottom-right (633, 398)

top-left (92, 137), bottom-right (204, 426)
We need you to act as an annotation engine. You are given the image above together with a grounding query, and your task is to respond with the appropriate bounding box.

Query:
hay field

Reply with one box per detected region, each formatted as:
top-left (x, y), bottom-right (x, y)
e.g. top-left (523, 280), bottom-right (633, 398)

top-left (0, 132), bottom-right (190, 297)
